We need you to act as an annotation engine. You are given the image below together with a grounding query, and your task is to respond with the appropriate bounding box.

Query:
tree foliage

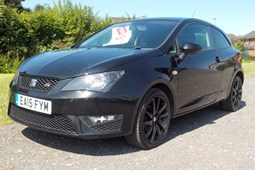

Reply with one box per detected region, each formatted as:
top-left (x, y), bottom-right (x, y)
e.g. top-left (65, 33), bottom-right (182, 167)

top-left (4, 0), bottom-right (28, 12)
top-left (0, 2), bottom-right (29, 57)
top-left (233, 40), bottom-right (246, 57)
top-left (4, 0), bottom-right (24, 8)
top-left (34, 4), bottom-right (46, 11)
top-left (0, 0), bottom-right (115, 73)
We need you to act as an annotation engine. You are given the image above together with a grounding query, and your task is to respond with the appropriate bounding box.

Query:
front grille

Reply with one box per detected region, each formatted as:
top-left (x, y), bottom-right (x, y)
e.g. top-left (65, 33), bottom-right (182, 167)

top-left (9, 105), bottom-right (76, 134)
top-left (19, 74), bottom-right (59, 92)
top-left (90, 120), bottom-right (122, 131)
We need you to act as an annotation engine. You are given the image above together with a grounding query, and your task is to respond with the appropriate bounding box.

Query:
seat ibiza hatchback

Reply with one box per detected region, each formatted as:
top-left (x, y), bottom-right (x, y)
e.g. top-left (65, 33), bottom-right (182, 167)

top-left (8, 18), bottom-right (243, 149)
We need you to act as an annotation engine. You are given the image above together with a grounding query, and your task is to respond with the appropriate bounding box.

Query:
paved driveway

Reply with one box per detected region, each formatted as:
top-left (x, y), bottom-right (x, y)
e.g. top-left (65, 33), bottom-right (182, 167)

top-left (1, 78), bottom-right (255, 170)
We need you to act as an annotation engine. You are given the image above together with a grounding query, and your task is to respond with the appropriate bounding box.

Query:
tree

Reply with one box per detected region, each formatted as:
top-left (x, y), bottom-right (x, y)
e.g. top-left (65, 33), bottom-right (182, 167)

top-left (4, 0), bottom-right (27, 12)
top-left (34, 4), bottom-right (46, 11)
top-left (233, 40), bottom-right (246, 58)
top-left (0, 0), bottom-right (5, 17)
top-left (0, 3), bottom-right (30, 56)
top-left (0, 0), bottom-right (116, 73)
top-left (4, 0), bottom-right (24, 7)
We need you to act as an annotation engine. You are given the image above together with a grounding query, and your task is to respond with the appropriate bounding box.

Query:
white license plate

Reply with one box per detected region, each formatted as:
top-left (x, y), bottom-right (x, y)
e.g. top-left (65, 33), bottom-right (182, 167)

top-left (15, 93), bottom-right (52, 115)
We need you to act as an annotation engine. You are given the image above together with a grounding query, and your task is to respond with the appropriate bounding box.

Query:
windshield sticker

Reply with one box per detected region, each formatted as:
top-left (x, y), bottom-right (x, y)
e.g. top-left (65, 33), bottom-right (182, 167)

top-left (104, 26), bottom-right (132, 46)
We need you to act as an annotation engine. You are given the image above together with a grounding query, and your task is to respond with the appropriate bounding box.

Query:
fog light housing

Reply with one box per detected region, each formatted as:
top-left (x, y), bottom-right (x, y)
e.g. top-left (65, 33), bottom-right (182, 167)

top-left (85, 114), bottom-right (123, 125)
top-left (88, 115), bottom-right (116, 124)
top-left (72, 114), bottom-right (123, 133)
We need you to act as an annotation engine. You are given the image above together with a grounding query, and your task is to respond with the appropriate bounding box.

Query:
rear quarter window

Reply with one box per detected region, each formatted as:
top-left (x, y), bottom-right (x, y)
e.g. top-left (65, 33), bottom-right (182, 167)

top-left (211, 27), bottom-right (231, 49)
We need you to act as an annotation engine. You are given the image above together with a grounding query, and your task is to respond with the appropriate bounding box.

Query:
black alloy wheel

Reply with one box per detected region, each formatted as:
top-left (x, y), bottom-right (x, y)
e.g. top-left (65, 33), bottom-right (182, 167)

top-left (125, 88), bottom-right (171, 149)
top-left (220, 76), bottom-right (243, 112)
top-left (143, 94), bottom-right (170, 143)
top-left (232, 76), bottom-right (242, 109)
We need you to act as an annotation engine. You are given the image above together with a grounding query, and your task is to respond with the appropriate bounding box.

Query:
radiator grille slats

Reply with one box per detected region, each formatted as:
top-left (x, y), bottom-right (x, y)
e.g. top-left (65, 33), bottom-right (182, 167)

top-left (19, 75), bottom-right (59, 92)
top-left (9, 105), bottom-right (76, 134)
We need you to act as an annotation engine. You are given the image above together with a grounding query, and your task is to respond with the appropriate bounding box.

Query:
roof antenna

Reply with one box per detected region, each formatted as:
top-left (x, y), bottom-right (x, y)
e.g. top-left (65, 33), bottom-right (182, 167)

top-left (192, 9), bottom-right (196, 18)
top-left (212, 18), bottom-right (217, 25)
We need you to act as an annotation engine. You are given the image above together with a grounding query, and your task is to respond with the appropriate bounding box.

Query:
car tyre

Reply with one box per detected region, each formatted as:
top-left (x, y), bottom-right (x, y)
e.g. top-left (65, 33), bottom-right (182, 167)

top-left (220, 76), bottom-right (243, 112)
top-left (125, 88), bottom-right (171, 149)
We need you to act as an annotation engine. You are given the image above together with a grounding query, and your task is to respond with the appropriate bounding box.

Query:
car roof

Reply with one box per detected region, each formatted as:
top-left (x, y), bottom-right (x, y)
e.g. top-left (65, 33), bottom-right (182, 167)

top-left (119, 17), bottom-right (213, 26)
top-left (132, 17), bottom-right (187, 22)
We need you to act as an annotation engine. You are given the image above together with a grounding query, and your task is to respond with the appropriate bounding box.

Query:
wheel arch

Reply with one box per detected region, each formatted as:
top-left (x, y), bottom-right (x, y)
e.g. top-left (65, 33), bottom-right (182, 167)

top-left (225, 69), bottom-right (244, 99)
top-left (151, 83), bottom-right (175, 117)
top-left (135, 78), bottom-right (177, 119)
top-left (236, 70), bottom-right (244, 84)
top-left (125, 80), bottom-right (176, 148)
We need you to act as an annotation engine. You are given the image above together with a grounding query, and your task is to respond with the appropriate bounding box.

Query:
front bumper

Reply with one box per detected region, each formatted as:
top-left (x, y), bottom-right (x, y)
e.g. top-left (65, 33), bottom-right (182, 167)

top-left (8, 89), bottom-right (138, 139)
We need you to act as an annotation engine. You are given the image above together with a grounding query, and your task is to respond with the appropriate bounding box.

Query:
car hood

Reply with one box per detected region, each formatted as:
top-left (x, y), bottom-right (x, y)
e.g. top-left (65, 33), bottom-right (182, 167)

top-left (19, 48), bottom-right (159, 79)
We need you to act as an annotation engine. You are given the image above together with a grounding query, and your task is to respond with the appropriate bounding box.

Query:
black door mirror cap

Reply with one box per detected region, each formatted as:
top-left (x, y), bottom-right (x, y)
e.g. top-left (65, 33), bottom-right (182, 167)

top-left (178, 42), bottom-right (202, 61)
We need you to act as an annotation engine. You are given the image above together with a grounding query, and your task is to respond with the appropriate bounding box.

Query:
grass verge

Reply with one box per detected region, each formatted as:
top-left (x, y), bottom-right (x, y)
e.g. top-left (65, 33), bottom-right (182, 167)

top-left (0, 74), bottom-right (14, 127)
top-left (242, 63), bottom-right (255, 77)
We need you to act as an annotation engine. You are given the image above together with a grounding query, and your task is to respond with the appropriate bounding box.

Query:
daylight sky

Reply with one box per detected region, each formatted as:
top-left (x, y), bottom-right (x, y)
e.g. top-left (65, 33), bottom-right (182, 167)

top-left (22, 0), bottom-right (255, 36)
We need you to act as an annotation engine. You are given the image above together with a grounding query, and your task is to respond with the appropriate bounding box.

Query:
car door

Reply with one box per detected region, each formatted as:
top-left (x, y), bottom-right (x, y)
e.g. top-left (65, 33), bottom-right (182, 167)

top-left (176, 23), bottom-right (222, 114)
top-left (210, 27), bottom-right (240, 100)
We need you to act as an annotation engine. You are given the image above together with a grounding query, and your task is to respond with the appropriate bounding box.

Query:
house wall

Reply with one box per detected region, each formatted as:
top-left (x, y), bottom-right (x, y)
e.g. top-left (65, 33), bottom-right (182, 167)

top-left (250, 38), bottom-right (255, 45)
top-left (248, 49), bottom-right (255, 56)
top-left (244, 38), bottom-right (255, 45)
top-left (243, 38), bottom-right (255, 56)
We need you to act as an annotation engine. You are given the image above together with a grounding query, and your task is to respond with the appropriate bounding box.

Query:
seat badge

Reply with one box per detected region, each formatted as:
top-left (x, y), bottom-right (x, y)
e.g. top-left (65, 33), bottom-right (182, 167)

top-left (29, 79), bottom-right (38, 87)
top-left (44, 83), bottom-right (51, 88)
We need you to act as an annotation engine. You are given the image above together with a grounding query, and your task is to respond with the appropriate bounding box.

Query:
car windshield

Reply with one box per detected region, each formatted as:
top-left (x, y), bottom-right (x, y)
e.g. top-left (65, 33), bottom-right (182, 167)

top-left (78, 20), bottom-right (178, 49)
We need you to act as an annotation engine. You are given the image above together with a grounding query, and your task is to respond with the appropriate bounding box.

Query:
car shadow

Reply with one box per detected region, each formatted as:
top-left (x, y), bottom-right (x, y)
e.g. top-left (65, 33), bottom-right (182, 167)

top-left (22, 101), bottom-right (246, 156)
top-left (164, 101), bottom-right (246, 142)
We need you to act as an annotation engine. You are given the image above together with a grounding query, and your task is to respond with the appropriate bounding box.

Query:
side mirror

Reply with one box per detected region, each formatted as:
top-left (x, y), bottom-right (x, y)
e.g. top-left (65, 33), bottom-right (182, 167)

top-left (178, 42), bottom-right (201, 61)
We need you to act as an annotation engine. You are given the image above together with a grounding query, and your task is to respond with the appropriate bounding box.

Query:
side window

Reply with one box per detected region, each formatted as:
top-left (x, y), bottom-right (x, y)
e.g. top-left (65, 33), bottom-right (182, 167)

top-left (177, 24), bottom-right (213, 51)
top-left (211, 27), bottom-right (230, 49)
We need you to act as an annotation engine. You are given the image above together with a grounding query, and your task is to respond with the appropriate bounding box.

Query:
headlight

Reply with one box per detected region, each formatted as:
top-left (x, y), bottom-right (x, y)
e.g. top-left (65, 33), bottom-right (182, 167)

top-left (61, 71), bottom-right (125, 92)
top-left (12, 70), bottom-right (20, 86)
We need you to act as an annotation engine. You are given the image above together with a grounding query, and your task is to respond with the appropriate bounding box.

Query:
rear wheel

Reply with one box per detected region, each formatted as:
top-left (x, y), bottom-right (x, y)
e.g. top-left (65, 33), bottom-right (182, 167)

top-left (220, 76), bottom-right (242, 112)
top-left (125, 88), bottom-right (171, 149)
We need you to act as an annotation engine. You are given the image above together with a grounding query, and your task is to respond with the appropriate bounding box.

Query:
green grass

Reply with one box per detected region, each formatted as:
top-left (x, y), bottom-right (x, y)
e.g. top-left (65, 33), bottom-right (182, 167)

top-left (242, 63), bottom-right (255, 77)
top-left (0, 74), bottom-right (14, 127)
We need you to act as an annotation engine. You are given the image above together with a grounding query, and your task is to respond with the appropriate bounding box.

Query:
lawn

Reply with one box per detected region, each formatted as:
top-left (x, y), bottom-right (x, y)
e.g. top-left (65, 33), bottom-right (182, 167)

top-left (242, 62), bottom-right (255, 77)
top-left (0, 74), bottom-right (13, 127)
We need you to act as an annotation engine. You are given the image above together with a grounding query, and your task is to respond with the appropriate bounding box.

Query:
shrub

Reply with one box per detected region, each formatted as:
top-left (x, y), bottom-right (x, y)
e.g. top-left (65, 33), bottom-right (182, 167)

top-left (0, 5), bottom-right (30, 57)
top-left (0, 0), bottom-right (132, 73)
top-left (0, 54), bottom-right (23, 73)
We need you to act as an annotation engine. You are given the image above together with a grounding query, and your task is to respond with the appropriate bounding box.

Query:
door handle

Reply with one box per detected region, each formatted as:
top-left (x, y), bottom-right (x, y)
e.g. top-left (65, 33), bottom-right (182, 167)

top-left (215, 56), bottom-right (221, 63)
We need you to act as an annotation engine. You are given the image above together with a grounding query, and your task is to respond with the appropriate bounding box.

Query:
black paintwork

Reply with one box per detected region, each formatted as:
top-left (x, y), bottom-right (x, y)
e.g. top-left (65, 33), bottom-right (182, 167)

top-left (19, 48), bottom-right (159, 79)
top-left (8, 18), bottom-right (243, 138)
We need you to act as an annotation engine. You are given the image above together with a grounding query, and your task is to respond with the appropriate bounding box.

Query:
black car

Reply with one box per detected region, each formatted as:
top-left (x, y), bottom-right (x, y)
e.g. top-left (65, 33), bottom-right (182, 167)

top-left (8, 18), bottom-right (243, 149)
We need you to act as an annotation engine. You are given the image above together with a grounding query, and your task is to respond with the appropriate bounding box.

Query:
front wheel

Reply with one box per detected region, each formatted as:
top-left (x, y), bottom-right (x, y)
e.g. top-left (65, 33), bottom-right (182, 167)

top-left (125, 88), bottom-right (171, 149)
top-left (220, 76), bottom-right (243, 112)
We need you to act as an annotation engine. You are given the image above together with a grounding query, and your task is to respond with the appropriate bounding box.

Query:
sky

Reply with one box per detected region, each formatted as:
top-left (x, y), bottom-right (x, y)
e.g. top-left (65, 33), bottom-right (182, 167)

top-left (22, 0), bottom-right (255, 36)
